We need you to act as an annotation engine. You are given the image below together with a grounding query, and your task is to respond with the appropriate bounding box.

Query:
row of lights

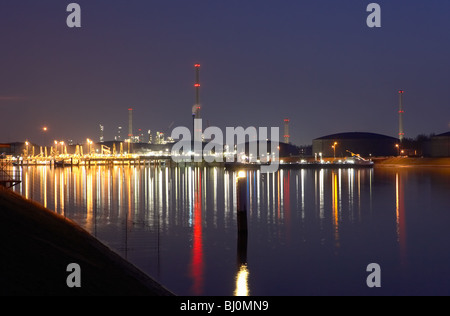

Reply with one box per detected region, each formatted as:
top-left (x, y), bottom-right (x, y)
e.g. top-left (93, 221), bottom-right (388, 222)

top-left (35, 129), bottom-right (405, 158)
top-left (330, 142), bottom-right (404, 157)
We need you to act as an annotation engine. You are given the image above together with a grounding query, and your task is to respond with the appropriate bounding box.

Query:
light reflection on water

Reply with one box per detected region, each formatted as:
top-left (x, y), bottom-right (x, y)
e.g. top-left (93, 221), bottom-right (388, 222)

top-left (12, 165), bottom-right (450, 296)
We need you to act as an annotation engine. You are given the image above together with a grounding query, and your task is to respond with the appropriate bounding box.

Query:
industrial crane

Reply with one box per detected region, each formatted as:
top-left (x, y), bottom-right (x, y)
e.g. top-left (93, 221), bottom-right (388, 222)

top-left (346, 150), bottom-right (370, 162)
top-left (101, 145), bottom-right (111, 155)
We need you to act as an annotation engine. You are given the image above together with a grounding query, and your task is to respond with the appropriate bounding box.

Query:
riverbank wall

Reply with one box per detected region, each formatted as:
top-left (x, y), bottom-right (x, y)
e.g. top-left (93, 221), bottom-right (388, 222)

top-left (373, 157), bottom-right (450, 167)
top-left (0, 187), bottom-right (174, 296)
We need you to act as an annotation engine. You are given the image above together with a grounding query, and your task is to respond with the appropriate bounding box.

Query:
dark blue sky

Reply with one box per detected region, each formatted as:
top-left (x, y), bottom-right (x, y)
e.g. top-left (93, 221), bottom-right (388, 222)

top-left (1, 0), bottom-right (449, 146)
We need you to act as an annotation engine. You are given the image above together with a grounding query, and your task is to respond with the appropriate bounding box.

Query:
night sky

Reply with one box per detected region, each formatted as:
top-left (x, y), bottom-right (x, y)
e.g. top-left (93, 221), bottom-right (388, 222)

top-left (1, 0), bottom-right (449, 146)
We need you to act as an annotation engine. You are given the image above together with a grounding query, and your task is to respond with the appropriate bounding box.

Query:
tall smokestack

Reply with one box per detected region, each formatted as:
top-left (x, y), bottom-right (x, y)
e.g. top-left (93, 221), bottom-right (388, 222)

top-left (128, 108), bottom-right (133, 140)
top-left (284, 119), bottom-right (290, 144)
top-left (194, 64), bottom-right (201, 119)
top-left (398, 90), bottom-right (404, 142)
top-left (99, 124), bottom-right (104, 143)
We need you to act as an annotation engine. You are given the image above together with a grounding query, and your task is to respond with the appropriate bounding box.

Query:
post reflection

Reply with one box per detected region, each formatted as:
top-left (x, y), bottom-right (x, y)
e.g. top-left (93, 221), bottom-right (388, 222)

top-left (396, 172), bottom-right (407, 267)
top-left (86, 168), bottom-right (94, 234)
top-left (235, 217), bottom-right (249, 297)
top-left (235, 170), bottom-right (249, 297)
top-left (234, 264), bottom-right (249, 296)
top-left (332, 170), bottom-right (340, 248)
top-left (190, 167), bottom-right (204, 295)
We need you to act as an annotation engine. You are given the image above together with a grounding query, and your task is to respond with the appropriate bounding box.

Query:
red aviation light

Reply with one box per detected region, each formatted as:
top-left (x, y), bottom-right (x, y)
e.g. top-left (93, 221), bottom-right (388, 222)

top-left (399, 90), bottom-right (404, 94)
top-left (128, 108), bottom-right (133, 111)
top-left (195, 64), bottom-right (201, 68)
top-left (194, 83), bottom-right (201, 87)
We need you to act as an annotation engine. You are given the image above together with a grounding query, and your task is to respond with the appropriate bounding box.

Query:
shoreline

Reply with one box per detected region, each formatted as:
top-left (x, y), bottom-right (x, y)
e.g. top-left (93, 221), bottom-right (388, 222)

top-left (0, 187), bottom-right (175, 296)
top-left (372, 157), bottom-right (450, 168)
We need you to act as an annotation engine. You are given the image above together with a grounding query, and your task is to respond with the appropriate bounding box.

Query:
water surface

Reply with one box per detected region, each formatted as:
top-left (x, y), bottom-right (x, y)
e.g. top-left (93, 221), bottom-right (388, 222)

top-left (12, 165), bottom-right (450, 295)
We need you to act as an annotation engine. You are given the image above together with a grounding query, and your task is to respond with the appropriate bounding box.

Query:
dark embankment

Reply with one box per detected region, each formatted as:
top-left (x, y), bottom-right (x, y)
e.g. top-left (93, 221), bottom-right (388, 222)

top-left (0, 187), bottom-right (174, 296)
top-left (374, 157), bottom-right (450, 167)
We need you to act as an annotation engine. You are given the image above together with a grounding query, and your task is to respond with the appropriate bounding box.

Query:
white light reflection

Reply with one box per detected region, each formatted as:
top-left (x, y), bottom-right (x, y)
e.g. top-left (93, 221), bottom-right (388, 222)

top-left (118, 167), bottom-right (123, 217)
top-left (357, 170), bottom-right (362, 218)
top-left (165, 167), bottom-right (169, 216)
top-left (272, 172), bottom-right (275, 222)
top-left (348, 169), bottom-right (355, 221)
top-left (234, 264), bottom-right (250, 296)
top-left (42, 166), bottom-right (47, 209)
top-left (60, 169), bottom-right (65, 216)
top-left (158, 168), bottom-right (163, 225)
top-left (107, 168), bottom-right (111, 217)
top-left (232, 172), bottom-right (237, 218)
top-left (86, 168), bottom-right (94, 233)
top-left (279, 169), bottom-right (284, 220)
top-left (53, 171), bottom-right (57, 213)
top-left (256, 170), bottom-right (261, 219)
top-left (301, 169), bottom-right (305, 219)
top-left (213, 167), bottom-right (218, 226)
top-left (319, 169), bottom-right (324, 219)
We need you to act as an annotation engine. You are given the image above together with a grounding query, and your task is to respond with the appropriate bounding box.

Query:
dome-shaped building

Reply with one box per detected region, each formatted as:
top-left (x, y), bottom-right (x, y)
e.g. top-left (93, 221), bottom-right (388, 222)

top-left (426, 132), bottom-right (450, 157)
top-left (312, 132), bottom-right (399, 158)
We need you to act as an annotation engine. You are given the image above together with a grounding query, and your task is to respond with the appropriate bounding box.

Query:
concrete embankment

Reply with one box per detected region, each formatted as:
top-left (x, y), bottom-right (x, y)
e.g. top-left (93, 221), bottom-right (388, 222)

top-left (373, 157), bottom-right (450, 167)
top-left (0, 187), bottom-right (174, 296)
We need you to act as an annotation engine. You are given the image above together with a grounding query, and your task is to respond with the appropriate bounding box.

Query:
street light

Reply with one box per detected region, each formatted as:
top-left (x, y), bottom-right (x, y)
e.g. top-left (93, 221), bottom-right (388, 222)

top-left (87, 139), bottom-right (92, 156)
top-left (25, 141), bottom-right (29, 157)
top-left (60, 141), bottom-right (65, 156)
top-left (53, 140), bottom-right (58, 156)
top-left (42, 127), bottom-right (48, 151)
top-left (332, 142), bottom-right (338, 159)
top-left (395, 144), bottom-right (400, 156)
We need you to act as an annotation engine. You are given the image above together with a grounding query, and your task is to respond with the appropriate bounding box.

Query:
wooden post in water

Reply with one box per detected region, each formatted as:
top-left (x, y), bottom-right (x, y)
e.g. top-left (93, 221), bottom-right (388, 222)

top-left (236, 170), bottom-right (248, 264)
top-left (237, 171), bottom-right (247, 214)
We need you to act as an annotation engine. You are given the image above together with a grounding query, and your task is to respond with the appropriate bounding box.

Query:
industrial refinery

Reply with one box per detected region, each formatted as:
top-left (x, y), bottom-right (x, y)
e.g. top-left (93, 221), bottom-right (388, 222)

top-left (1, 65), bottom-right (449, 171)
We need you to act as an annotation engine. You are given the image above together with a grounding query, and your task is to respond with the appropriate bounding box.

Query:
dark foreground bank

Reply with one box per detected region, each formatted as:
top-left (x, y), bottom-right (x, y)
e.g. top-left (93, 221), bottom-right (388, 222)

top-left (0, 187), bottom-right (174, 296)
top-left (374, 157), bottom-right (450, 167)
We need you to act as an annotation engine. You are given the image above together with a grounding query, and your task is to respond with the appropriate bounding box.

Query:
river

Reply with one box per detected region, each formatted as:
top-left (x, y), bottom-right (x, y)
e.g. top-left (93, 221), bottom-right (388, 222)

top-left (12, 165), bottom-right (450, 296)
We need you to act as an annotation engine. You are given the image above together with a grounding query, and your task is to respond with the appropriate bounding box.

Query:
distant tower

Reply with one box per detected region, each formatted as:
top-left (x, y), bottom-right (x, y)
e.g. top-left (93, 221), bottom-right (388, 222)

top-left (194, 64), bottom-right (201, 119)
top-left (138, 129), bottom-right (143, 143)
top-left (284, 119), bottom-right (290, 144)
top-left (99, 124), bottom-right (104, 143)
top-left (115, 126), bottom-right (122, 141)
top-left (398, 90), bottom-right (405, 141)
top-left (128, 108), bottom-right (133, 140)
top-left (148, 130), bottom-right (152, 144)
